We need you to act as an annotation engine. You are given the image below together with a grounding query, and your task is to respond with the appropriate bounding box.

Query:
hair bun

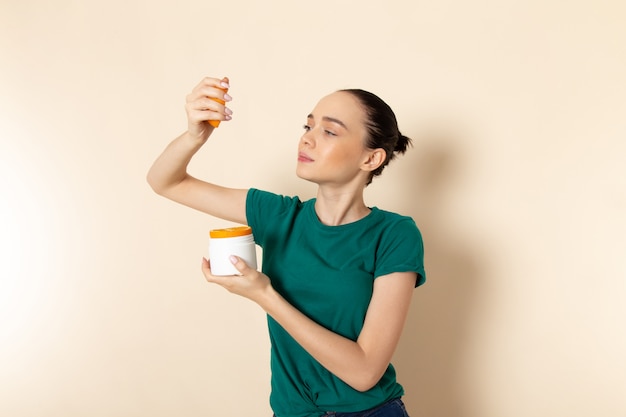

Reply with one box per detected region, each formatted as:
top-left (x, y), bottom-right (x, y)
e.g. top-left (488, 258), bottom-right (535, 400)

top-left (394, 132), bottom-right (412, 155)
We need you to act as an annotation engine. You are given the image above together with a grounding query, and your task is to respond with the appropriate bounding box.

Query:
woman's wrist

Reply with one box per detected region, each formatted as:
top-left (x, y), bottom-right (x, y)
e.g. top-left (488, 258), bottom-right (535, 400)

top-left (256, 284), bottom-right (283, 316)
top-left (184, 127), bottom-right (212, 145)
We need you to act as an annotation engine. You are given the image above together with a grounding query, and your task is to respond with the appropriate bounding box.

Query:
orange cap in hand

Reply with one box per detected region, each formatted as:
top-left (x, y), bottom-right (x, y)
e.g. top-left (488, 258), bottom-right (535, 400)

top-left (209, 78), bottom-right (229, 128)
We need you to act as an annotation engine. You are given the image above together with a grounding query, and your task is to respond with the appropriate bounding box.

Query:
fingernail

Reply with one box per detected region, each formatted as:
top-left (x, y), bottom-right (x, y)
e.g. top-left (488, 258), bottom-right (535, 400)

top-left (220, 81), bottom-right (230, 89)
top-left (229, 255), bottom-right (238, 264)
top-left (223, 93), bottom-right (232, 101)
top-left (225, 107), bottom-right (233, 116)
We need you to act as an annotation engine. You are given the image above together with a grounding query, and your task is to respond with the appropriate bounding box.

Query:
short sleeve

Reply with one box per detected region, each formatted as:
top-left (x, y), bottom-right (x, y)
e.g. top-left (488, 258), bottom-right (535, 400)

top-left (374, 217), bottom-right (426, 287)
top-left (246, 188), bottom-right (300, 248)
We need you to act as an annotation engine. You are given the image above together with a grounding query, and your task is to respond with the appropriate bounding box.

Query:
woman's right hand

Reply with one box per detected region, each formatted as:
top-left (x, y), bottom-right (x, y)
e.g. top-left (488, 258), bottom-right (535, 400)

top-left (184, 76), bottom-right (233, 142)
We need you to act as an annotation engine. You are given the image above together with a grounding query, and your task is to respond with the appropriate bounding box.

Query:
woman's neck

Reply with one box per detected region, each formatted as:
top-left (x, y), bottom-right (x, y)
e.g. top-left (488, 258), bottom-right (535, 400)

top-left (314, 186), bottom-right (370, 226)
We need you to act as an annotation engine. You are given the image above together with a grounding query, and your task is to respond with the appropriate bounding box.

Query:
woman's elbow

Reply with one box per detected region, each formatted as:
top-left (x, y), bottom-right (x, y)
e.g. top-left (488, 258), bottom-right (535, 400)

top-left (348, 370), bottom-right (385, 393)
top-left (146, 172), bottom-right (170, 196)
top-left (146, 171), bottom-right (160, 193)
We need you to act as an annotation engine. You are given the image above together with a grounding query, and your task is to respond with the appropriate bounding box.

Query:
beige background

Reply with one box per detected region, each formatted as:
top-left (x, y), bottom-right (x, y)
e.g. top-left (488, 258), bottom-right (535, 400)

top-left (1, 1), bottom-right (625, 416)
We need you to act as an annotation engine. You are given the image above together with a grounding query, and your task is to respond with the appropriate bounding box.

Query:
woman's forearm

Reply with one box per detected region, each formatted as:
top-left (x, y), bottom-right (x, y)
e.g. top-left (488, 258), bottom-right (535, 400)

top-left (258, 286), bottom-right (384, 392)
top-left (146, 130), bottom-right (210, 195)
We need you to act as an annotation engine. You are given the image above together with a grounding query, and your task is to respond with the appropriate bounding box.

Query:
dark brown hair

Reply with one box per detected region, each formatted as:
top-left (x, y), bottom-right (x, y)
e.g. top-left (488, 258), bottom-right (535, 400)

top-left (340, 89), bottom-right (412, 185)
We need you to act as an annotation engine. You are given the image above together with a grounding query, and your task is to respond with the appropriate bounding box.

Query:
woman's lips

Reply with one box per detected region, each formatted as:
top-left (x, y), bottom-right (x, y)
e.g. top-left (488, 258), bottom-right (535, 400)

top-left (298, 152), bottom-right (313, 162)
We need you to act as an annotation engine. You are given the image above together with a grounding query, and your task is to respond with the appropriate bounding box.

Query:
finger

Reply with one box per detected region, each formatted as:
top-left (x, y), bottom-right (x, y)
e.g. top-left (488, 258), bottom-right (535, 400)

top-left (186, 88), bottom-right (232, 107)
top-left (194, 76), bottom-right (228, 92)
top-left (186, 86), bottom-right (232, 112)
top-left (188, 96), bottom-right (225, 113)
top-left (201, 257), bottom-right (213, 281)
top-left (202, 257), bottom-right (229, 284)
top-left (186, 99), bottom-right (233, 124)
top-left (228, 255), bottom-right (250, 274)
top-left (204, 75), bottom-right (230, 90)
top-left (189, 77), bottom-right (232, 101)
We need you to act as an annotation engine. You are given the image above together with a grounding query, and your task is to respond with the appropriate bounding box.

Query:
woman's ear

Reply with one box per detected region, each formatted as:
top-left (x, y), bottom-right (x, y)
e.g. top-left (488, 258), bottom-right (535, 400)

top-left (361, 148), bottom-right (386, 172)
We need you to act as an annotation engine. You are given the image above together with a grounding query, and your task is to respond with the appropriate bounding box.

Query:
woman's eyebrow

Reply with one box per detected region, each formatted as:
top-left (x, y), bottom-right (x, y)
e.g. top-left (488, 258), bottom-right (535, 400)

top-left (307, 114), bottom-right (348, 130)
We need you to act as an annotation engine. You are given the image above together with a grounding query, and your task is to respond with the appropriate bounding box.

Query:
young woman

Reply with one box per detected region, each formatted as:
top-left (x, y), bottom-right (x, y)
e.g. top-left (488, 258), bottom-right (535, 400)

top-left (147, 76), bottom-right (426, 417)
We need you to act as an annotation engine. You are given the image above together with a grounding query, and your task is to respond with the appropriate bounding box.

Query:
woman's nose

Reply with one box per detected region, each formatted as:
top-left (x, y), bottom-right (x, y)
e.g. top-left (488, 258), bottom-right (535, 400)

top-left (300, 130), bottom-right (314, 147)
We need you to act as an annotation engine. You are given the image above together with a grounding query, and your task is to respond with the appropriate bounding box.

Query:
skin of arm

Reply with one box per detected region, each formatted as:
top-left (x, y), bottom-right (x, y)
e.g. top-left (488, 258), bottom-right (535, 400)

top-left (202, 256), bottom-right (416, 392)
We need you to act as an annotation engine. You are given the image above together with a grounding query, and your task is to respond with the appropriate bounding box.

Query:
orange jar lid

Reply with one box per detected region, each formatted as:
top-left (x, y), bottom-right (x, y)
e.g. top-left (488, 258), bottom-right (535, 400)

top-left (209, 225), bottom-right (252, 238)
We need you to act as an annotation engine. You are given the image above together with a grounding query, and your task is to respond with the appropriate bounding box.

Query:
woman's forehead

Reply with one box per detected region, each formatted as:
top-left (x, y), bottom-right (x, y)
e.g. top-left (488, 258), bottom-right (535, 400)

top-left (310, 91), bottom-right (365, 123)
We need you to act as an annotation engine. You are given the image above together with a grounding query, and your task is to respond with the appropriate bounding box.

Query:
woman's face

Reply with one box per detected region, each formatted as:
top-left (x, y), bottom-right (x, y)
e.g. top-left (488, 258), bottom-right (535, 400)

top-left (296, 91), bottom-right (373, 187)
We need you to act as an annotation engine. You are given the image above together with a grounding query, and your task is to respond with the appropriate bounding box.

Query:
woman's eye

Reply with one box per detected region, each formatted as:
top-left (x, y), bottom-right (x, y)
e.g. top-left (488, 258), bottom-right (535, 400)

top-left (302, 124), bottom-right (311, 131)
top-left (324, 130), bottom-right (336, 136)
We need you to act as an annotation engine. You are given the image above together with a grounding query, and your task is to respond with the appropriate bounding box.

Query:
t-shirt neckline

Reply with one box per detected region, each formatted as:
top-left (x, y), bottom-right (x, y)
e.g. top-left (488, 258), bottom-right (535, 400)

top-left (306, 198), bottom-right (380, 231)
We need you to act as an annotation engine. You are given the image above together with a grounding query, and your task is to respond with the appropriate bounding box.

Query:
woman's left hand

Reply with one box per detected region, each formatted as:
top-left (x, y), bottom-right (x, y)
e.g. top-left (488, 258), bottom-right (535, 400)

top-left (201, 256), bottom-right (272, 303)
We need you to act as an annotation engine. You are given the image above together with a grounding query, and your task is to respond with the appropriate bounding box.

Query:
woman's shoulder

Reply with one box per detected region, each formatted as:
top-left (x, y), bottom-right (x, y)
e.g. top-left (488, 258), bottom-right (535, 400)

top-left (247, 188), bottom-right (311, 214)
top-left (369, 207), bottom-right (424, 243)
top-left (249, 188), bottom-right (300, 202)
top-left (371, 206), bottom-right (418, 227)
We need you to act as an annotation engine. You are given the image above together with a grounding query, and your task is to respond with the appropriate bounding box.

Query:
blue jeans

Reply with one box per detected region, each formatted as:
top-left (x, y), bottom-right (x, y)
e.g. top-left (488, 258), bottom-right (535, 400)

top-left (323, 398), bottom-right (409, 417)
top-left (272, 398), bottom-right (410, 417)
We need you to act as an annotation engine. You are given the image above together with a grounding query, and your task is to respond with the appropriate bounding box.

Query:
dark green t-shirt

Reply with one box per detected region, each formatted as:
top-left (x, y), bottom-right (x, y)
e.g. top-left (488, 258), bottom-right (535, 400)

top-left (246, 189), bottom-right (425, 417)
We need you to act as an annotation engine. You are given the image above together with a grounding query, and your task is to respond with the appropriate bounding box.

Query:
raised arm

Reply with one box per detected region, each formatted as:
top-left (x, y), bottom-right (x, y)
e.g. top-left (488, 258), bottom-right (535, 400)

top-left (147, 77), bottom-right (248, 224)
